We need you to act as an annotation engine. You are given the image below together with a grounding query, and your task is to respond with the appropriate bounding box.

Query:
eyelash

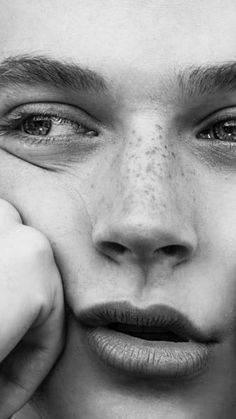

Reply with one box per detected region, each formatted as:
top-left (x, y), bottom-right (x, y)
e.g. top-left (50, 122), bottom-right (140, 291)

top-left (0, 110), bottom-right (98, 145)
top-left (1, 107), bottom-right (236, 151)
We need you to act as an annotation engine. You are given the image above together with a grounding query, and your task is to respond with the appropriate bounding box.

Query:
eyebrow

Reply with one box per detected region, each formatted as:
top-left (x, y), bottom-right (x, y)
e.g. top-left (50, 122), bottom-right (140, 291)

top-left (0, 55), bottom-right (236, 101)
top-left (0, 55), bottom-right (108, 93)
top-left (178, 62), bottom-right (236, 98)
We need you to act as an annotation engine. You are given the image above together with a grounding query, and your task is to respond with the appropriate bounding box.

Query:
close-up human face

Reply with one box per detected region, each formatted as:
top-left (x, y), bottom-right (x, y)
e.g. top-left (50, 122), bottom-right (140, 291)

top-left (2, 1), bottom-right (236, 418)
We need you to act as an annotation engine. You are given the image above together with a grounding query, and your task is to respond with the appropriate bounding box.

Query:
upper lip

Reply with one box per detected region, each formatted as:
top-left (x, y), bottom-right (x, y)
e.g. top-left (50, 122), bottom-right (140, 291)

top-left (78, 302), bottom-right (216, 343)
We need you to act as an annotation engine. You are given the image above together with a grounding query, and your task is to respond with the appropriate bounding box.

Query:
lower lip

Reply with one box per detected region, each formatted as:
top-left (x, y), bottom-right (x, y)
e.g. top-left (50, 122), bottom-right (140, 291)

top-left (85, 326), bottom-right (213, 379)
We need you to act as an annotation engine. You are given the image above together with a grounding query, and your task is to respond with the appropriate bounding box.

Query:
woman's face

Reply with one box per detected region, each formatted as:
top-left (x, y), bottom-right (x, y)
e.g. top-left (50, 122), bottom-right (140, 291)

top-left (2, 1), bottom-right (236, 417)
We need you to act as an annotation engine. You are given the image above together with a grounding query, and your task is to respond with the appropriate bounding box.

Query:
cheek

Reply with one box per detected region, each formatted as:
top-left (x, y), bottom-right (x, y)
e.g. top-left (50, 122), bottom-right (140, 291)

top-left (0, 157), bottom-right (127, 312)
top-left (189, 177), bottom-right (236, 331)
top-left (0, 161), bottom-right (95, 297)
top-left (196, 177), bottom-right (236, 264)
top-left (182, 264), bottom-right (236, 334)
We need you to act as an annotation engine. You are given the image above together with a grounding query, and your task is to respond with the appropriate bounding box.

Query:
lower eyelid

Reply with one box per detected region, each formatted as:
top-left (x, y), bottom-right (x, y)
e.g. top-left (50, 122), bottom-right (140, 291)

top-left (21, 135), bottom-right (75, 146)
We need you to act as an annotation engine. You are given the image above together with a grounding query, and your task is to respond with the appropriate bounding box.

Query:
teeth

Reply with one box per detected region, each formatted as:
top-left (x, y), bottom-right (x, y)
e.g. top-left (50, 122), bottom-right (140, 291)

top-left (108, 323), bottom-right (188, 342)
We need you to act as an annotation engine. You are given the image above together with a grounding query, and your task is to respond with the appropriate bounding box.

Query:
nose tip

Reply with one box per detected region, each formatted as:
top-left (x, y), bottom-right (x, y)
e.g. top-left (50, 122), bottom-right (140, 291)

top-left (93, 219), bottom-right (197, 267)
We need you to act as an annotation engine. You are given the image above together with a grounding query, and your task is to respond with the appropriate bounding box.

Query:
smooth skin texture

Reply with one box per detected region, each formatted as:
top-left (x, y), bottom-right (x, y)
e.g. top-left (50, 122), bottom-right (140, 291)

top-left (0, 0), bottom-right (236, 417)
top-left (0, 201), bottom-right (64, 418)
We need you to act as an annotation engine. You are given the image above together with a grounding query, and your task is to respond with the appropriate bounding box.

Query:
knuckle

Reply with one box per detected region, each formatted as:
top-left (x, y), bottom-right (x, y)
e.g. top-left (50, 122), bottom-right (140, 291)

top-left (14, 226), bottom-right (53, 260)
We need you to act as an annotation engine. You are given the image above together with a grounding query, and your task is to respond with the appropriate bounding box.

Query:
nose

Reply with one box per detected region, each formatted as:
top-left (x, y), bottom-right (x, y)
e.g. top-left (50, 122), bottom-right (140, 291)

top-left (92, 123), bottom-right (197, 268)
top-left (93, 212), bottom-right (197, 267)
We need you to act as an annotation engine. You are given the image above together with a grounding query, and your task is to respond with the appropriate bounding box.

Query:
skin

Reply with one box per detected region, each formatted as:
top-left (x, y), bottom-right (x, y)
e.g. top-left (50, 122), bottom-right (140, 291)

top-left (0, 0), bottom-right (236, 417)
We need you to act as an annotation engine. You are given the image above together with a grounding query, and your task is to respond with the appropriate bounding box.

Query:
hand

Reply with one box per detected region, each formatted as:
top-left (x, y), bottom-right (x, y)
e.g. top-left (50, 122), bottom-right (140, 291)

top-left (0, 200), bottom-right (64, 419)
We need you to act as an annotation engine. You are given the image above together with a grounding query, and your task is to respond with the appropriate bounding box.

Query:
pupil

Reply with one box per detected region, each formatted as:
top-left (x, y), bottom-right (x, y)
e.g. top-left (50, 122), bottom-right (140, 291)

top-left (22, 117), bottom-right (52, 136)
top-left (224, 123), bottom-right (236, 135)
top-left (214, 120), bottom-right (236, 141)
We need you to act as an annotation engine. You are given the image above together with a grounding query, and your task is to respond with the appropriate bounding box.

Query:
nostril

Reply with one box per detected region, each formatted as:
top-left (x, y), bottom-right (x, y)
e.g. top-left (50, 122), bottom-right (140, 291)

top-left (161, 245), bottom-right (182, 256)
top-left (160, 244), bottom-right (190, 261)
top-left (98, 242), bottom-right (190, 264)
top-left (101, 241), bottom-right (127, 255)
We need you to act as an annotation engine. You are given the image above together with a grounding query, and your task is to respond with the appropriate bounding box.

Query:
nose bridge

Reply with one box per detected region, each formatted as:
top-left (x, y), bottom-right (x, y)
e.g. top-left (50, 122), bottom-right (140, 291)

top-left (114, 117), bottom-right (181, 221)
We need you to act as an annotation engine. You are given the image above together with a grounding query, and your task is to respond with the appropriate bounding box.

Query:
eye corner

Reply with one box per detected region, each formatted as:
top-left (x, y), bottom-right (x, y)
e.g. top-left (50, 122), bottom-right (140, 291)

top-left (196, 128), bottom-right (212, 140)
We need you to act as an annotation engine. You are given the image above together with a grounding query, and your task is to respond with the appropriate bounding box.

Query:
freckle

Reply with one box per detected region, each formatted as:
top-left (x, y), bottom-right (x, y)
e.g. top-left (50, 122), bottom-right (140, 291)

top-left (156, 124), bottom-right (163, 131)
top-left (164, 145), bottom-right (168, 150)
top-left (137, 137), bottom-right (142, 142)
top-left (171, 152), bottom-right (176, 159)
top-left (132, 129), bottom-right (136, 134)
top-left (146, 162), bottom-right (154, 173)
top-left (161, 153), bottom-right (167, 158)
top-left (90, 184), bottom-right (94, 189)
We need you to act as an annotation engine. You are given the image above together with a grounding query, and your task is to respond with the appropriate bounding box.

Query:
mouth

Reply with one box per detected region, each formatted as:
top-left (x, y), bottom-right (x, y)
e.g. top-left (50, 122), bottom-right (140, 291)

top-left (78, 302), bottom-right (217, 379)
top-left (107, 323), bottom-right (189, 342)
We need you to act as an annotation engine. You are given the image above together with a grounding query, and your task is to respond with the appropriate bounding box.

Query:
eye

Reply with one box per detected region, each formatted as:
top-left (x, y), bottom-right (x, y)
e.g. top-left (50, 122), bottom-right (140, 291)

top-left (0, 103), bottom-right (102, 168)
top-left (19, 114), bottom-right (97, 138)
top-left (198, 119), bottom-right (236, 142)
top-left (0, 101), bottom-right (104, 169)
top-left (0, 102), bottom-right (100, 144)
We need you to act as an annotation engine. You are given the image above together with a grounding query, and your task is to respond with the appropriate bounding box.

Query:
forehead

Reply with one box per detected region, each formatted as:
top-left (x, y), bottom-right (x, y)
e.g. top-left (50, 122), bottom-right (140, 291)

top-left (1, 0), bottom-right (236, 89)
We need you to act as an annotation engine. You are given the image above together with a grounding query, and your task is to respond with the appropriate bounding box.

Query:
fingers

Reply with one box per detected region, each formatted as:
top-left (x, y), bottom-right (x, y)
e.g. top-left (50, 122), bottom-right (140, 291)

top-left (0, 201), bottom-right (64, 418)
